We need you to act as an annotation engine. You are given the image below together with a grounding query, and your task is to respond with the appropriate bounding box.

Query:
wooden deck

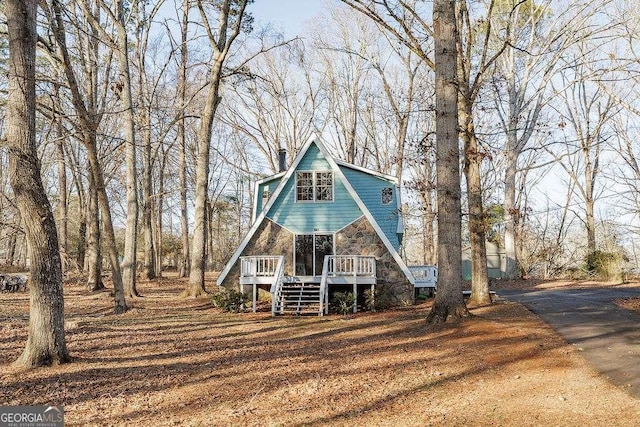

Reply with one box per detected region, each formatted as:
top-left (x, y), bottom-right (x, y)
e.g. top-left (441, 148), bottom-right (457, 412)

top-left (239, 255), bottom-right (376, 315)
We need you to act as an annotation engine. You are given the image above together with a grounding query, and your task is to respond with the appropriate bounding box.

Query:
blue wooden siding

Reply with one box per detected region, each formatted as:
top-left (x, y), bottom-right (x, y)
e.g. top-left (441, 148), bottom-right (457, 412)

top-left (265, 143), bottom-right (363, 234)
top-left (256, 176), bottom-right (282, 217)
top-left (340, 166), bottom-right (401, 248)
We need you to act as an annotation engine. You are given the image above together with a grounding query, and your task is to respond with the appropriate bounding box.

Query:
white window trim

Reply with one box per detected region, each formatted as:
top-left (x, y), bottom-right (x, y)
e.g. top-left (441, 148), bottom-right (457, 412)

top-left (293, 233), bottom-right (336, 276)
top-left (295, 170), bottom-right (334, 203)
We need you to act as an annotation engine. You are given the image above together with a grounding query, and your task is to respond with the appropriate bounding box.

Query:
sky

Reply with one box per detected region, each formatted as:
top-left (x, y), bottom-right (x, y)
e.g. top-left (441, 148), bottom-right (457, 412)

top-left (248, 0), bottom-right (329, 37)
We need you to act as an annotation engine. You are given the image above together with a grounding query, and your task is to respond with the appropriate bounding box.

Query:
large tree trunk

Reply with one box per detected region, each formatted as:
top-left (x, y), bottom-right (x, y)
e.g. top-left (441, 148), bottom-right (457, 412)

top-left (86, 143), bottom-right (128, 312)
top-left (76, 214), bottom-right (86, 270)
top-left (178, 0), bottom-right (190, 279)
top-left (185, 63), bottom-right (222, 296)
top-left (142, 110), bottom-right (156, 280)
top-left (503, 136), bottom-right (519, 279)
top-left (427, 0), bottom-right (469, 324)
top-left (86, 171), bottom-right (103, 292)
top-left (460, 104), bottom-right (491, 306)
top-left (69, 151), bottom-right (87, 272)
top-left (154, 160), bottom-right (164, 277)
top-left (584, 155), bottom-right (596, 256)
top-left (54, 95), bottom-right (68, 272)
top-left (185, 0), bottom-right (249, 297)
top-left (7, 233), bottom-right (17, 266)
top-left (116, 0), bottom-right (140, 299)
top-left (6, 0), bottom-right (70, 367)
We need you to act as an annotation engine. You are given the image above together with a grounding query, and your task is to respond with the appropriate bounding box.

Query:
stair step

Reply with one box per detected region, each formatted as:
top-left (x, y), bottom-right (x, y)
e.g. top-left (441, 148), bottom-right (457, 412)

top-left (274, 281), bottom-right (324, 316)
top-left (281, 293), bottom-right (320, 296)
top-left (280, 289), bottom-right (320, 293)
top-left (278, 301), bottom-right (321, 306)
top-left (280, 295), bottom-right (320, 298)
top-left (275, 311), bottom-right (321, 316)
top-left (282, 283), bottom-right (320, 287)
top-left (280, 299), bottom-right (320, 305)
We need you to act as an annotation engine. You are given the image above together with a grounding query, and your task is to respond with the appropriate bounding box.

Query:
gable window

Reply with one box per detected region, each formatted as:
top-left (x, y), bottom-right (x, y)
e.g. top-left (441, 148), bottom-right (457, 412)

top-left (296, 171), bottom-right (333, 202)
top-left (262, 189), bottom-right (271, 205)
top-left (382, 187), bottom-right (393, 205)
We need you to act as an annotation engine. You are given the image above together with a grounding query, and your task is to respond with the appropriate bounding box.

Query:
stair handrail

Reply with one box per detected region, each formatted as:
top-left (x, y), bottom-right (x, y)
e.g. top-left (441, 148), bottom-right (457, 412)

top-left (270, 256), bottom-right (285, 316)
top-left (319, 255), bottom-right (331, 315)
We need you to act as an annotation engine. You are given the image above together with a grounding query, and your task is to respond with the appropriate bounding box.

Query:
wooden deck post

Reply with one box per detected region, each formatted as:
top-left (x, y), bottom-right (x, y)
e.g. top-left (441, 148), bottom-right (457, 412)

top-left (252, 283), bottom-right (257, 313)
top-left (353, 257), bottom-right (357, 313)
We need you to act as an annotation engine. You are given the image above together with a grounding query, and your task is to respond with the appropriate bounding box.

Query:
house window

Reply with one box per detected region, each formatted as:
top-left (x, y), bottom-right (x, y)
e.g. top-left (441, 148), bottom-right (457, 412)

top-left (294, 234), bottom-right (334, 276)
top-left (382, 187), bottom-right (393, 205)
top-left (296, 171), bottom-right (333, 202)
top-left (262, 189), bottom-right (271, 205)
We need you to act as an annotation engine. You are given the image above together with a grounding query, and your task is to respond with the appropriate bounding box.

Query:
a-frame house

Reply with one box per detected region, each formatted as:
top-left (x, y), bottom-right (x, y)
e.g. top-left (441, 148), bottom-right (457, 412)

top-left (216, 136), bottom-right (415, 315)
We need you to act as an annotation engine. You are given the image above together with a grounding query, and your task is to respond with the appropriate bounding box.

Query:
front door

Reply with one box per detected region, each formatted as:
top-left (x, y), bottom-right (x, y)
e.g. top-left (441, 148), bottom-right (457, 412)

top-left (294, 234), bottom-right (334, 276)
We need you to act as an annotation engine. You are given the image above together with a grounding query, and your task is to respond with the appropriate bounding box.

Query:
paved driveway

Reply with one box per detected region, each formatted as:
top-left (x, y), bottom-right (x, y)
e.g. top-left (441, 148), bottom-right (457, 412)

top-left (497, 287), bottom-right (640, 398)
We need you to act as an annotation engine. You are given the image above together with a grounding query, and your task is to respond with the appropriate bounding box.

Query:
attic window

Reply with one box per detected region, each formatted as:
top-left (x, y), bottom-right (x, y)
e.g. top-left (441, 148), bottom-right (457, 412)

top-left (382, 187), bottom-right (393, 205)
top-left (296, 171), bottom-right (333, 202)
top-left (262, 189), bottom-right (271, 204)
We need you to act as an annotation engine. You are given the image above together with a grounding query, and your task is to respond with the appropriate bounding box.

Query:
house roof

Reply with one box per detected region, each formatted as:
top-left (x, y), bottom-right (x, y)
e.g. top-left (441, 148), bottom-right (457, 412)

top-left (216, 135), bottom-right (414, 286)
top-left (334, 158), bottom-right (399, 183)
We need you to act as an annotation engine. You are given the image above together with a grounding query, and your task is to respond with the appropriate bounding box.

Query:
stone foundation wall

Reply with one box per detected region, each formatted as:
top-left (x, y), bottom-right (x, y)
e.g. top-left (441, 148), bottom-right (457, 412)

top-left (222, 216), bottom-right (413, 305)
top-left (336, 217), bottom-right (413, 305)
top-left (221, 219), bottom-right (294, 290)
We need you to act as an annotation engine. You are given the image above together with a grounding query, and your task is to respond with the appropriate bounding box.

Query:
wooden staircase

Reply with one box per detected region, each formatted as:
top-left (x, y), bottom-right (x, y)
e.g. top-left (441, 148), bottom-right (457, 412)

top-left (241, 255), bottom-right (377, 316)
top-left (273, 282), bottom-right (322, 315)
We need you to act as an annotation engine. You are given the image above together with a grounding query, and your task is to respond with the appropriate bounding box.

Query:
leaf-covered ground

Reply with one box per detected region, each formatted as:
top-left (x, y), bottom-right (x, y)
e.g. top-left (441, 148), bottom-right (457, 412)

top-left (1, 274), bottom-right (639, 426)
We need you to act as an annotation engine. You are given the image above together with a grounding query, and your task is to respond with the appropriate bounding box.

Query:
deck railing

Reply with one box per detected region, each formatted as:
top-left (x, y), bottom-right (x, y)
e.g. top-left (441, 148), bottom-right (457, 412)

top-left (321, 255), bottom-right (376, 314)
top-left (408, 265), bottom-right (438, 288)
top-left (239, 255), bottom-right (285, 313)
top-left (240, 255), bottom-right (283, 278)
top-left (326, 255), bottom-right (376, 277)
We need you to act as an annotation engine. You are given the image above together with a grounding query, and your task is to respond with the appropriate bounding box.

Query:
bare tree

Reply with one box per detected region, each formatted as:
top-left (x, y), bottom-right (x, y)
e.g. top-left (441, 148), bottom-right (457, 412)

top-left (47, 0), bottom-right (127, 312)
top-left (53, 82), bottom-right (69, 271)
top-left (340, 0), bottom-right (469, 319)
top-left (177, 0), bottom-right (191, 278)
top-left (5, 0), bottom-right (69, 366)
top-left (551, 59), bottom-right (617, 261)
top-left (185, 0), bottom-right (250, 297)
top-left (75, 0), bottom-right (139, 298)
top-left (222, 38), bottom-right (320, 173)
top-left (313, 10), bottom-right (375, 165)
top-left (427, 0), bottom-right (469, 322)
top-left (595, 2), bottom-right (640, 233)
top-left (491, 0), bottom-right (612, 279)
top-left (131, 0), bottom-right (169, 280)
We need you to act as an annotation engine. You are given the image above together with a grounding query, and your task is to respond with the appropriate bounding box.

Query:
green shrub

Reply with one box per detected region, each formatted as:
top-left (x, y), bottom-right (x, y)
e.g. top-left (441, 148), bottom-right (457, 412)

top-left (331, 291), bottom-right (356, 316)
top-left (211, 288), bottom-right (250, 313)
top-left (584, 250), bottom-right (624, 281)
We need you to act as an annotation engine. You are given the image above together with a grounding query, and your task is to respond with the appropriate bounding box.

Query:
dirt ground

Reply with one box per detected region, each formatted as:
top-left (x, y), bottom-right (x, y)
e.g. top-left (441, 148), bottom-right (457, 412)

top-left (1, 274), bottom-right (639, 426)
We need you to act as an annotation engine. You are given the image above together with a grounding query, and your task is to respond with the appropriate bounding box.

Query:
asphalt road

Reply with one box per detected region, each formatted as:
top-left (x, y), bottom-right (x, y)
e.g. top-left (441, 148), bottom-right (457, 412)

top-left (497, 287), bottom-right (640, 398)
